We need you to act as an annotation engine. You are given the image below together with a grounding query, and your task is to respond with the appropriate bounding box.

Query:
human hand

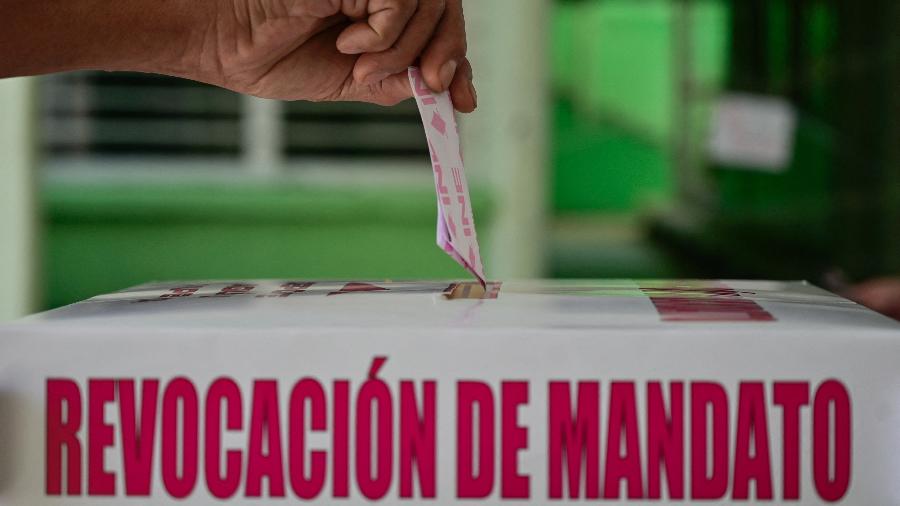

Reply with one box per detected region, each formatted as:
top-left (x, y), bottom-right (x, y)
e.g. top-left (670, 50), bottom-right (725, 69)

top-left (1, 1), bottom-right (476, 109)
top-left (206, 0), bottom-right (476, 111)
top-left (849, 277), bottom-right (900, 321)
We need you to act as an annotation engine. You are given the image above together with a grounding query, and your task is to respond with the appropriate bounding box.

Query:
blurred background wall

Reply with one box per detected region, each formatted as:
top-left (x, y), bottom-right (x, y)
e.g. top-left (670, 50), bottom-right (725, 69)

top-left (0, 0), bottom-right (898, 316)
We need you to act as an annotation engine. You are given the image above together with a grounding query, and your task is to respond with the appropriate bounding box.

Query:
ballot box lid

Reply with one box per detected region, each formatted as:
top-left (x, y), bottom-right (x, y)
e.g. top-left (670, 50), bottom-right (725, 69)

top-left (14, 279), bottom-right (900, 333)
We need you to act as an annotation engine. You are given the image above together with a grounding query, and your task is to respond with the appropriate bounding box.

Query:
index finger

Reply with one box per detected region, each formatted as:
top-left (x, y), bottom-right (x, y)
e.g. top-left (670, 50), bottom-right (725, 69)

top-left (336, 0), bottom-right (418, 54)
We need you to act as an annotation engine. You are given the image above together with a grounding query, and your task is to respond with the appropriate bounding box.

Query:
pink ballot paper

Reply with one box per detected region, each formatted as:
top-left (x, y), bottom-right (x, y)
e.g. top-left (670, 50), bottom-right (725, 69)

top-left (408, 67), bottom-right (486, 286)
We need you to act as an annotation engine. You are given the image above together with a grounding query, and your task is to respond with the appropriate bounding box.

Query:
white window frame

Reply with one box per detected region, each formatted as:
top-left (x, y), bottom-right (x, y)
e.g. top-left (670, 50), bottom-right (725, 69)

top-left (0, 77), bottom-right (39, 319)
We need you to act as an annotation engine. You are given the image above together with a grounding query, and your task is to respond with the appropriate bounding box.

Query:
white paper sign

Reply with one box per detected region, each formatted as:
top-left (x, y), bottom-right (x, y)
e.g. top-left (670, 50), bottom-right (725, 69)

top-left (709, 93), bottom-right (798, 172)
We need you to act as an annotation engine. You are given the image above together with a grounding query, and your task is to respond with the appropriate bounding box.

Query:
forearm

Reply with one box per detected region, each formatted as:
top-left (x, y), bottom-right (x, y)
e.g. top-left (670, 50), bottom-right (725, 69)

top-left (0, 0), bottom-right (476, 109)
top-left (0, 0), bottom-right (214, 80)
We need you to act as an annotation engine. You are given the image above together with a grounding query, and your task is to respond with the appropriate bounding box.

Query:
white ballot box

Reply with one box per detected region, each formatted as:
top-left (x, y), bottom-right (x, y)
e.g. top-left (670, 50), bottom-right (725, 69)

top-left (1, 279), bottom-right (899, 505)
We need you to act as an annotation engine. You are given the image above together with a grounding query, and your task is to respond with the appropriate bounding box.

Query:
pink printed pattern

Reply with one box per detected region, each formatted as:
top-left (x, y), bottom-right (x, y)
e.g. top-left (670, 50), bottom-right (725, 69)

top-left (408, 67), bottom-right (486, 285)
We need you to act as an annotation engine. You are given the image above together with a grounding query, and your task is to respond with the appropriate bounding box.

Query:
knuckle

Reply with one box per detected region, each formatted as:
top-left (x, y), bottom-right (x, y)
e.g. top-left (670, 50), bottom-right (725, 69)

top-left (344, 0), bottom-right (366, 17)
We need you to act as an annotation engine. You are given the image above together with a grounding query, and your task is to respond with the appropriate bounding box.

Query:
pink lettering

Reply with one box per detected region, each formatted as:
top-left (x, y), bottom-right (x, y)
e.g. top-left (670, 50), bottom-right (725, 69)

top-left (246, 380), bottom-right (285, 497)
top-left (647, 381), bottom-right (684, 499)
top-left (205, 378), bottom-right (242, 499)
top-left (119, 379), bottom-right (159, 496)
top-left (457, 381), bottom-right (494, 498)
top-left (733, 382), bottom-right (773, 500)
top-left (813, 380), bottom-right (851, 502)
top-left (501, 381), bottom-right (530, 498)
top-left (399, 381), bottom-right (437, 498)
top-left (691, 382), bottom-right (729, 499)
top-left (548, 381), bottom-right (600, 499)
top-left (355, 377), bottom-right (393, 500)
top-left (161, 378), bottom-right (199, 499)
top-left (88, 379), bottom-right (115, 495)
top-left (46, 379), bottom-right (82, 496)
top-left (774, 382), bottom-right (809, 500)
top-left (604, 382), bottom-right (643, 499)
top-left (289, 379), bottom-right (326, 499)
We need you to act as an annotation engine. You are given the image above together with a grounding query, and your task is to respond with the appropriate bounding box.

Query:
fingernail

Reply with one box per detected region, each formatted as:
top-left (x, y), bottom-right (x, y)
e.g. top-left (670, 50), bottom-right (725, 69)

top-left (469, 81), bottom-right (478, 108)
top-left (364, 71), bottom-right (390, 85)
top-left (336, 40), bottom-right (362, 55)
top-left (439, 60), bottom-right (458, 91)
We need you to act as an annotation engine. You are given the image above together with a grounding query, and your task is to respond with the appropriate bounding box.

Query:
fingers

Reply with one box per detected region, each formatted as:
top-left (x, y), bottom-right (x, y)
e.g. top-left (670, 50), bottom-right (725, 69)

top-left (352, 0), bottom-right (476, 112)
top-left (418, 0), bottom-right (467, 93)
top-left (330, 0), bottom-right (475, 112)
top-left (336, 0), bottom-right (418, 54)
top-left (421, 0), bottom-right (476, 112)
top-left (350, 0), bottom-right (446, 85)
top-left (448, 57), bottom-right (476, 113)
top-left (347, 58), bottom-right (473, 113)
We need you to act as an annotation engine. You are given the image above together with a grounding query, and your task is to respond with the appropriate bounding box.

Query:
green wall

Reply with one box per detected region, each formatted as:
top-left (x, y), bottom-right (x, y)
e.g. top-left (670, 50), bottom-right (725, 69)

top-left (551, 0), bottom-right (729, 213)
top-left (42, 182), bottom-right (491, 308)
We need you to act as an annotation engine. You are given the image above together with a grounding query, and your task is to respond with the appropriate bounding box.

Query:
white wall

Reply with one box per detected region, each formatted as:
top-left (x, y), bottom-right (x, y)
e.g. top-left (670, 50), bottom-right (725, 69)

top-left (462, 0), bottom-right (551, 280)
top-left (0, 78), bottom-right (39, 320)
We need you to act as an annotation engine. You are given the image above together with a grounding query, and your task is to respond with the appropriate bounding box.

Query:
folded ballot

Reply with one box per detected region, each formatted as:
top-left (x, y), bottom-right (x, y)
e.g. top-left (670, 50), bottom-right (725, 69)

top-left (409, 67), bottom-right (486, 285)
top-left (1, 279), bottom-right (899, 504)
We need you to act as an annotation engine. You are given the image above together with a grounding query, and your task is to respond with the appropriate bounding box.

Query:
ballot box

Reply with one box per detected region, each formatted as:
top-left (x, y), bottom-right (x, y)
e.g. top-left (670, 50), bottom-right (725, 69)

top-left (1, 279), bottom-right (899, 505)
